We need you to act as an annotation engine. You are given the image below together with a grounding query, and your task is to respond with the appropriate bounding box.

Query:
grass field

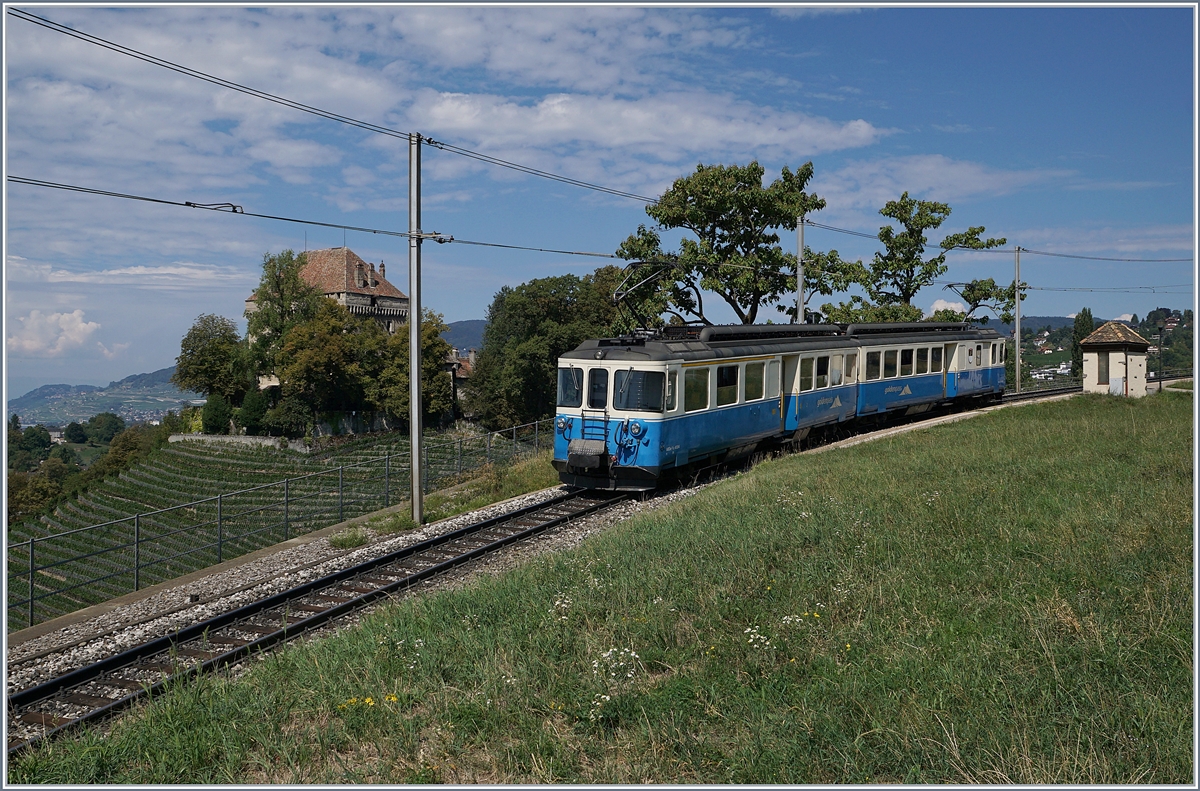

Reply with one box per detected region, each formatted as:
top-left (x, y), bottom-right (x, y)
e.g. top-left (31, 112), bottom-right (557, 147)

top-left (10, 391), bottom-right (1193, 784)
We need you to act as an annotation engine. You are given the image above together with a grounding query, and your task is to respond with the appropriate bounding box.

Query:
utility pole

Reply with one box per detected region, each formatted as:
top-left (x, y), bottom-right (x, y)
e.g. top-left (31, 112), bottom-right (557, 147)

top-left (795, 217), bottom-right (805, 323)
top-left (1014, 245), bottom-right (1021, 394)
top-left (409, 133), bottom-right (423, 523)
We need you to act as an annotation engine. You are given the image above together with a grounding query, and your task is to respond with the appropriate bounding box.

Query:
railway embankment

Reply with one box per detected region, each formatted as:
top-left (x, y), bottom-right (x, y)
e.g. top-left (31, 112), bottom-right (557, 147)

top-left (10, 390), bottom-right (1193, 784)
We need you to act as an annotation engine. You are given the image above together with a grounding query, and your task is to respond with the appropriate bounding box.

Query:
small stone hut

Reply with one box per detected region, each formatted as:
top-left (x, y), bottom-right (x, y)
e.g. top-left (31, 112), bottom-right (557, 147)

top-left (1080, 321), bottom-right (1150, 397)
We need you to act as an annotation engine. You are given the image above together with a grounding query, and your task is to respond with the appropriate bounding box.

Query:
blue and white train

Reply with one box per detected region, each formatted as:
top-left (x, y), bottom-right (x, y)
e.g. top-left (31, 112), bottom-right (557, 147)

top-left (552, 322), bottom-right (1007, 490)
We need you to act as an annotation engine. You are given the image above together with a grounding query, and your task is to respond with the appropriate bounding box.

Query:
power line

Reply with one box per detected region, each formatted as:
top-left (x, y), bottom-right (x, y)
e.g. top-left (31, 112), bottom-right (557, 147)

top-left (6, 175), bottom-right (623, 259)
top-left (1018, 247), bottom-right (1193, 263)
top-left (7, 8), bottom-right (655, 203)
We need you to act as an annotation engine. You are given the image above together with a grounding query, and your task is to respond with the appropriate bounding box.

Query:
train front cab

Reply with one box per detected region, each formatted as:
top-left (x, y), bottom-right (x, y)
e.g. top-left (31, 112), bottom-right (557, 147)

top-left (552, 361), bottom-right (670, 490)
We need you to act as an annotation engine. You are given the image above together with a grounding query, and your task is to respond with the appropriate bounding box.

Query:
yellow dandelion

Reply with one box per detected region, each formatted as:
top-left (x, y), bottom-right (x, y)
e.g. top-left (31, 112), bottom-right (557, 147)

top-left (348, 697), bottom-right (359, 705)
top-left (846, 643), bottom-right (851, 649)
top-left (365, 697), bottom-right (375, 706)
top-left (813, 613), bottom-right (820, 619)
top-left (385, 694), bottom-right (398, 703)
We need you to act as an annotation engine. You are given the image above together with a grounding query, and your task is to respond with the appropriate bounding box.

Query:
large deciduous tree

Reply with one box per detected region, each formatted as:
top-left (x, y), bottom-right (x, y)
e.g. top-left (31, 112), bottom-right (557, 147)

top-left (617, 161), bottom-right (827, 325)
top-left (367, 310), bottom-right (455, 425)
top-left (172, 314), bottom-right (245, 402)
top-left (466, 270), bottom-right (619, 428)
top-left (820, 192), bottom-right (1006, 323)
top-left (934, 278), bottom-right (1027, 324)
top-left (245, 250), bottom-right (322, 376)
top-left (276, 299), bottom-right (384, 415)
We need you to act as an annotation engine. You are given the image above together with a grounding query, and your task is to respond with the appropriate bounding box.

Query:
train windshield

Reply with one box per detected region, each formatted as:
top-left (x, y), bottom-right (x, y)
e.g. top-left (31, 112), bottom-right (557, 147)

top-left (557, 368), bottom-right (583, 408)
top-left (614, 369), bottom-right (666, 412)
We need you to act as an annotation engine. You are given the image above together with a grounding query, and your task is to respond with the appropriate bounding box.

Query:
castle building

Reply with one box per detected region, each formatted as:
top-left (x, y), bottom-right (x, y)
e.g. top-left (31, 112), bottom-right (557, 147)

top-left (245, 247), bottom-right (409, 334)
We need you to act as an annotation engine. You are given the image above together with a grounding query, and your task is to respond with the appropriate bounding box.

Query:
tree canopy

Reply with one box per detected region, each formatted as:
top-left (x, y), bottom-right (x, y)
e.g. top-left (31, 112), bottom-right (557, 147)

top-left (245, 249), bottom-right (322, 375)
top-left (617, 161), bottom-right (826, 325)
top-left (172, 314), bottom-right (245, 401)
top-left (1071, 307), bottom-right (1095, 377)
top-left (466, 270), bottom-right (620, 428)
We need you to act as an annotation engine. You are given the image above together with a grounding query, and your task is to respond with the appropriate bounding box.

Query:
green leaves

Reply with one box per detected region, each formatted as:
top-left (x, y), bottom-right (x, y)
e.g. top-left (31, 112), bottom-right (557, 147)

top-left (619, 161), bottom-right (825, 325)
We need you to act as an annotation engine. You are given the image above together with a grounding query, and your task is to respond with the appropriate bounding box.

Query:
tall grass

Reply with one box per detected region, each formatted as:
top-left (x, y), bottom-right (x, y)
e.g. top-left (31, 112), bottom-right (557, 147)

top-left (11, 392), bottom-right (1192, 784)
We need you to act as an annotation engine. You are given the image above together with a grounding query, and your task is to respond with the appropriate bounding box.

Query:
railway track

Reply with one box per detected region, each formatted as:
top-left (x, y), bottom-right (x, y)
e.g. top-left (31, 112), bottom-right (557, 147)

top-left (7, 490), bottom-right (627, 755)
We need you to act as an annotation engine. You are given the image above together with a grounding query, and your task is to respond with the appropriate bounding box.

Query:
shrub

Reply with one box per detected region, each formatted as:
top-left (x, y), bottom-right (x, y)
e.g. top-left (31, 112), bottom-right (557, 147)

top-left (201, 394), bottom-right (232, 435)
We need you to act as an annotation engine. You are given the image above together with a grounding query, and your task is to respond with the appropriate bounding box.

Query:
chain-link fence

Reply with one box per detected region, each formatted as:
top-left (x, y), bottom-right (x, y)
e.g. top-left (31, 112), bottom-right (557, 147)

top-left (7, 418), bottom-right (552, 631)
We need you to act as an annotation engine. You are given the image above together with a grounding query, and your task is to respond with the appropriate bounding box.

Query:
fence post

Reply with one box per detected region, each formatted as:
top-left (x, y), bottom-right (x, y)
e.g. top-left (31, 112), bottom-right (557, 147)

top-left (513, 426), bottom-right (517, 458)
top-left (457, 439), bottom-right (462, 476)
top-left (217, 494), bottom-right (223, 564)
top-left (284, 478), bottom-right (290, 541)
top-left (535, 420), bottom-right (539, 453)
top-left (487, 431), bottom-right (492, 464)
top-left (422, 445), bottom-right (428, 494)
top-left (384, 454), bottom-right (390, 509)
top-left (339, 466), bottom-right (344, 522)
top-left (134, 514), bottom-right (140, 592)
top-left (28, 537), bottom-right (35, 628)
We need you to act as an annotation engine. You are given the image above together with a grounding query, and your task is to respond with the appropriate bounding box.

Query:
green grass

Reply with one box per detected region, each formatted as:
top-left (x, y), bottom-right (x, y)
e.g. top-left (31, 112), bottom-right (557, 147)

top-left (422, 450), bottom-right (562, 523)
top-left (1166, 379), bottom-right (1193, 390)
top-left (10, 392), bottom-right (1192, 784)
top-left (327, 527), bottom-right (370, 550)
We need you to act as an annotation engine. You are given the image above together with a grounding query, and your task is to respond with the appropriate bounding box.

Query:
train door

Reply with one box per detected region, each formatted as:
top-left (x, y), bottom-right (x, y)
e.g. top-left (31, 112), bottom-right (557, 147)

top-left (781, 355), bottom-right (799, 430)
top-left (943, 342), bottom-right (959, 397)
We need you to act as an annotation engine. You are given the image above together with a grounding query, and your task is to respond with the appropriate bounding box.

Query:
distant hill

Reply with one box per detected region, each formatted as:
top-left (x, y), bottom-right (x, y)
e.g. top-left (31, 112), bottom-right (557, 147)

top-left (442, 319), bottom-right (486, 353)
top-left (8, 366), bottom-right (201, 426)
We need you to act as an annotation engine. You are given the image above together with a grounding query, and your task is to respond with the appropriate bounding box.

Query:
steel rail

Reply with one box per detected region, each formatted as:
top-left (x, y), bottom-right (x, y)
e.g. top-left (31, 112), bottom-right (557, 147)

top-left (7, 489), bottom-right (626, 754)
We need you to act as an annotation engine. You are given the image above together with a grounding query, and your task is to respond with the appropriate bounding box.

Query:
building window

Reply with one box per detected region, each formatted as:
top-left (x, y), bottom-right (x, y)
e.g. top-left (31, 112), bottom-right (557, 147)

top-left (1097, 352), bottom-right (1109, 385)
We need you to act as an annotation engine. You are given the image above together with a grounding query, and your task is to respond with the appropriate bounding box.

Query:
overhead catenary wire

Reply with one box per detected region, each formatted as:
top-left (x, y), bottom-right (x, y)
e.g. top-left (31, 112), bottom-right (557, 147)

top-left (6, 175), bottom-right (622, 259)
top-left (7, 7), bottom-right (656, 203)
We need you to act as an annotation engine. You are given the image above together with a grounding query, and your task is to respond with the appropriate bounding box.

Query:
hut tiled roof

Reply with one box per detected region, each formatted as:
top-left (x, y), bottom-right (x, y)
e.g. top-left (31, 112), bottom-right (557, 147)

top-left (1080, 321), bottom-right (1150, 350)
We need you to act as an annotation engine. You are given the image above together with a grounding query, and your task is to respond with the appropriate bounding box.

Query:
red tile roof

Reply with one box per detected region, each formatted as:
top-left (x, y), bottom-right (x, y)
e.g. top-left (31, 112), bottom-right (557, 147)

top-left (300, 247), bottom-right (407, 299)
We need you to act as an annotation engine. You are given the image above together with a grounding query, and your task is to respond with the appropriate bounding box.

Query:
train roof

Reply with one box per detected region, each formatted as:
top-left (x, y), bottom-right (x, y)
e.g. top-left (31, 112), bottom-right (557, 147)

top-left (560, 322), bottom-right (1004, 363)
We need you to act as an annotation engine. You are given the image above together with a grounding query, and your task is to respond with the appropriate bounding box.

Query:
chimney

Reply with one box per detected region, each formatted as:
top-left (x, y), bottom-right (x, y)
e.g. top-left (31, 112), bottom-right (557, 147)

top-left (468, 348), bottom-right (477, 367)
top-left (368, 262), bottom-right (376, 287)
top-left (379, 260), bottom-right (385, 280)
top-left (355, 261), bottom-right (365, 288)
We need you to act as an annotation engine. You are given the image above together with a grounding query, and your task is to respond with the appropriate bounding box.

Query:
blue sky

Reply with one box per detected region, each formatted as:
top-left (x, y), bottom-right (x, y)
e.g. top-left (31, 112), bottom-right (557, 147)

top-left (4, 5), bottom-right (1195, 398)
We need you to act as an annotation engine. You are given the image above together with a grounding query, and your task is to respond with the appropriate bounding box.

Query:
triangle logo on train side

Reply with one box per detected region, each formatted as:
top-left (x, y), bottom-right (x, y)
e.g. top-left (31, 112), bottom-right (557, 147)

top-left (900, 385), bottom-right (912, 395)
top-left (831, 396), bottom-right (842, 408)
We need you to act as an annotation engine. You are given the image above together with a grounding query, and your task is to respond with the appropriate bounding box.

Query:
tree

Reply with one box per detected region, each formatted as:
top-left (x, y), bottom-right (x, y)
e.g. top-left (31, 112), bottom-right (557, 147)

top-left (172, 314), bottom-right (246, 403)
top-left (263, 396), bottom-right (311, 438)
top-left (466, 271), bottom-right (619, 427)
top-left (938, 278), bottom-right (1027, 324)
top-left (85, 413), bottom-right (125, 443)
top-left (245, 249), bottom-right (322, 376)
top-left (201, 393), bottom-right (233, 434)
top-left (364, 310), bottom-right (455, 426)
top-left (1071, 307), bottom-right (1095, 377)
top-left (616, 161), bottom-right (827, 325)
top-left (276, 299), bottom-right (387, 415)
top-left (64, 422), bottom-right (88, 444)
top-left (821, 193), bottom-right (1005, 322)
top-left (236, 387), bottom-right (269, 436)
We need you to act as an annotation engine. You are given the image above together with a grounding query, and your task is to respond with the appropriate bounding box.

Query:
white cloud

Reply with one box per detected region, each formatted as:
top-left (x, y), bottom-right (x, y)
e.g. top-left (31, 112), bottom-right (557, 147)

top-left (97, 341), bottom-right (131, 360)
top-left (1067, 313), bottom-right (1078, 318)
top-left (1114, 313), bottom-right (1134, 322)
top-left (7, 310), bottom-right (101, 356)
top-left (928, 299), bottom-right (966, 316)
top-left (7, 257), bottom-right (257, 290)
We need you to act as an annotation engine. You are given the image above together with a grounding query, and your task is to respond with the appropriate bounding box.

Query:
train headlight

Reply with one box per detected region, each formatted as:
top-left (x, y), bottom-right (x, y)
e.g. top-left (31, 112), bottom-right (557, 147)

top-left (629, 420), bottom-right (644, 437)
top-left (556, 417), bottom-right (568, 431)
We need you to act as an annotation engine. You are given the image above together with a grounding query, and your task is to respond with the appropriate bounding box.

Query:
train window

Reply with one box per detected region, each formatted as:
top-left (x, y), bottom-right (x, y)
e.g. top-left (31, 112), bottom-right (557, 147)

top-left (1002, 343), bottom-right (1008, 363)
top-left (830, 355), bottom-right (843, 386)
top-left (900, 349), bottom-right (914, 377)
top-left (916, 348), bottom-right (928, 375)
top-left (815, 356), bottom-right (830, 389)
top-left (666, 371), bottom-right (678, 411)
top-left (966, 346), bottom-right (974, 366)
top-left (990, 343), bottom-right (997, 365)
top-left (845, 353), bottom-right (857, 381)
top-left (931, 347), bottom-right (943, 372)
top-left (975, 344), bottom-right (983, 366)
top-left (717, 365), bottom-right (739, 406)
top-left (588, 368), bottom-right (609, 409)
top-left (684, 368), bottom-right (709, 412)
top-left (883, 350), bottom-right (898, 378)
top-left (766, 360), bottom-right (780, 398)
top-left (614, 370), bottom-right (666, 412)
top-left (557, 368), bottom-right (583, 408)
top-left (799, 357), bottom-right (814, 391)
top-left (745, 362), bottom-right (765, 401)
top-left (865, 351), bottom-right (881, 380)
